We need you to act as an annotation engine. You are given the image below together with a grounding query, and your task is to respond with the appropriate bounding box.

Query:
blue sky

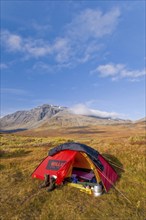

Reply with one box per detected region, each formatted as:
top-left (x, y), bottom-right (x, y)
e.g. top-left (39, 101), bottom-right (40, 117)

top-left (0, 1), bottom-right (145, 120)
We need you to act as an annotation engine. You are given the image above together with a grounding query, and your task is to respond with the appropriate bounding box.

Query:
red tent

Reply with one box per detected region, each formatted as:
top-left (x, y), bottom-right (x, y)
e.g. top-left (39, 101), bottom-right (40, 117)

top-left (32, 142), bottom-right (118, 192)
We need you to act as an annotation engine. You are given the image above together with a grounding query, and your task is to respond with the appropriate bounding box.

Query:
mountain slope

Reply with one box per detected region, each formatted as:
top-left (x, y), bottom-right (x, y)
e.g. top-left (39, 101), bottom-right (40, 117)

top-left (0, 104), bottom-right (66, 130)
top-left (134, 117), bottom-right (146, 123)
top-left (41, 109), bottom-right (129, 128)
top-left (0, 104), bottom-right (131, 131)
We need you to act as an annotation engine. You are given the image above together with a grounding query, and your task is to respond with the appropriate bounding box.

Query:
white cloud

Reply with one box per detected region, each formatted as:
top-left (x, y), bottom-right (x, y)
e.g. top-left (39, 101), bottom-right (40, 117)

top-left (66, 8), bottom-right (120, 41)
top-left (1, 7), bottom-right (120, 66)
top-left (7, 35), bottom-right (22, 51)
top-left (1, 31), bottom-right (22, 51)
top-left (77, 41), bottom-right (102, 64)
top-left (64, 7), bottom-right (120, 64)
top-left (91, 63), bottom-right (146, 80)
top-left (25, 43), bottom-right (51, 57)
top-left (97, 63), bottom-right (125, 76)
top-left (70, 104), bottom-right (121, 119)
top-left (53, 38), bottom-right (71, 63)
top-left (1, 30), bottom-right (69, 61)
top-left (120, 68), bottom-right (145, 78)
top-left (1, 30), bottom-right (52, 58)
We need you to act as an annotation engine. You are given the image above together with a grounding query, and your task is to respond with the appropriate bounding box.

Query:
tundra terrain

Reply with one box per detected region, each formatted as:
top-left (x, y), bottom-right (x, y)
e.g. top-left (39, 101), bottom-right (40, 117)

top-left (0, 120), bottom-right (145, 220)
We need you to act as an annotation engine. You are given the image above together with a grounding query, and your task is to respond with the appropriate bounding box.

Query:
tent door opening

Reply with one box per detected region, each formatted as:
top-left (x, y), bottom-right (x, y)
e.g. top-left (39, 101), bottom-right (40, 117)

top-left (67, 152), bottom-right (101, 184)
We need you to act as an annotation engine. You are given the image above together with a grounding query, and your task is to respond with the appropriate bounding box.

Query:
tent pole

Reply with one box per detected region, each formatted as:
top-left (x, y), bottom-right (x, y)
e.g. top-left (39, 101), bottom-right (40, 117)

top-left (102, 156), bottom-right (125, 171)
top-left (97, 168), bottom-right (132, 205)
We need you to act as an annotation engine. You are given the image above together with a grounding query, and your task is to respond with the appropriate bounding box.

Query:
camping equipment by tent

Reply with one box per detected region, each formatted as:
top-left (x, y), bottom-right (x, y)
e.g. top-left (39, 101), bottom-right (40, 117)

top-left (32, 142), bottom-right (118, 194)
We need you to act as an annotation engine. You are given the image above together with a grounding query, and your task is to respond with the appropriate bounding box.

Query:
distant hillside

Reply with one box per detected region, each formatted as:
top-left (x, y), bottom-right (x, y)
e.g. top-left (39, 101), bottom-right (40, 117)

top-left (134, 117), bottom-right (146, 125)
top-left (41, 109), bottom-right (130, 128)
top-left (0, 104), bottom-right (66, 130)
top-left (0, 104), bottom-right (131, 131)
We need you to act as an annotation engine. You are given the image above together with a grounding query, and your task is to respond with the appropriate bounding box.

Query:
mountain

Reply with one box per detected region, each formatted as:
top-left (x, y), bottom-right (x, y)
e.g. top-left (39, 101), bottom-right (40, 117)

top-left (134, 117), bottom-right (146, 125)
top-left (0, 104), bottom-right (66, 130)
top-left (41, 109), bottom-right (130, 128)
top-left (0, 104), bottom-right (131, 131)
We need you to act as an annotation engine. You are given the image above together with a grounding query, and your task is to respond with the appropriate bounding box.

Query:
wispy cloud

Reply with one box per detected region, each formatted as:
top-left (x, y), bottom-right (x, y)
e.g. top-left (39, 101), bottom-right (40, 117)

top-left (31, 21), bottom-right (51, 32)
top-left (53, 37), bottom-right (72, 64)
top-left (66, 7), bottom-right (120, 41)
top-left (1, 30), bottom-right (52, 57)
top-left (32, 62), bottom-right (54, 73)
top-left (6, 33), bottom-right (22, 51)
top-left (1, 7), bottom-right (121, 66)
top-left (1, 88), bottom-right (28, 95)
top-left (0, 63), bottom-right (8, 69)
top-left (70, 103), bottom-right (123, 119)
top-left (91, 63), bottom-right (146, 80)
top-left (64, 7), bottom-right (120, 64)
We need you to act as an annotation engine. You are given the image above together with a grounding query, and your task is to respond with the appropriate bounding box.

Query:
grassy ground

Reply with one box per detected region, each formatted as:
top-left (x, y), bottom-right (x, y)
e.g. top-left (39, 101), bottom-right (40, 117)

top-left (0, 124), bottom-right (145, 220)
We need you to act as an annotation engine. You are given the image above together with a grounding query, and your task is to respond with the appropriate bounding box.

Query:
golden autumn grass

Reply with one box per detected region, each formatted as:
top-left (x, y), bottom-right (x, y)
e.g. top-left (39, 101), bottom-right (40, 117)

top-left (0, 123), bottom-right (145, 220)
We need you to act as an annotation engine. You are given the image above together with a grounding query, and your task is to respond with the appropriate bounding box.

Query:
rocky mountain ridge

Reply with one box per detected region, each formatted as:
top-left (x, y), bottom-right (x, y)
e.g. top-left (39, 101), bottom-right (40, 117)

top-left (0, 104), bottom-right (132, 131)
top-left (0, 104), bottom-right (66, 130)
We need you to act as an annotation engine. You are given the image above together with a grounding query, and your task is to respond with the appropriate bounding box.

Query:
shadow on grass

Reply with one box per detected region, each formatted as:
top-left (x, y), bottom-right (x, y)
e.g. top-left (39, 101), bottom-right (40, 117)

top-left (67, 126), bottom-right (90, 129)
top-left (67, 129), bottom-right (106, 135)
top-left (0, 128), bottom-right (27, 134)
top-left (0, 149), bottom-right (32, 159)
top-left (102, 153), bottom-right (124, 179)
